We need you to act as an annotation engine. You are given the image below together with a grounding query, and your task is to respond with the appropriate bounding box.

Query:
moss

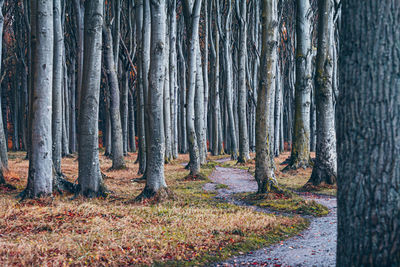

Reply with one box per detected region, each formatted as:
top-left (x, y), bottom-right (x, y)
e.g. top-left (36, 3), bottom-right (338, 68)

top-left (215, 184), bottom-right (229, 190)
top-left (235, 192), bottom-right (329, 217)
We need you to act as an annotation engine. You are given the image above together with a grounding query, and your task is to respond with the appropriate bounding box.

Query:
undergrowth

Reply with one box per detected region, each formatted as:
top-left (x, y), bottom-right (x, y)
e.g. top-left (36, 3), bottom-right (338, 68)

top-left (0, 152), bottom-right (307, 266)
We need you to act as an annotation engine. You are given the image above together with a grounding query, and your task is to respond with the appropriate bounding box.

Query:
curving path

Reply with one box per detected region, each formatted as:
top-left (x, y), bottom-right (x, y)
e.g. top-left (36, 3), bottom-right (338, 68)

top-left (204, 163), bottom-right (337, 267)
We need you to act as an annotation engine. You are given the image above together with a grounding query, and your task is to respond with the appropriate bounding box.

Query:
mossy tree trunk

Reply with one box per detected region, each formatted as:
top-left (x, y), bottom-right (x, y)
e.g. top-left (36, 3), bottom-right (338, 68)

top-left (286, 0), bottom-right (313, 170)
top-left (255, 0), bottom-right (280, 194)
top-left (308, 0), bottom-right (337, 185)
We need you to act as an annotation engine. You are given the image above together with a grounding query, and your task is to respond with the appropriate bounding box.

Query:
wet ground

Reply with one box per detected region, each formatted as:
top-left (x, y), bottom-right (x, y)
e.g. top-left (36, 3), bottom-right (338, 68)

top-left (204, 163), bottom-right (337, 267)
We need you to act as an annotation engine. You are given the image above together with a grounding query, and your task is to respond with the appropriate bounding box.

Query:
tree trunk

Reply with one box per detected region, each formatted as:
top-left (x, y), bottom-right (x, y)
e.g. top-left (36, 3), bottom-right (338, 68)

top-left (286, 0), bottom-right (313, 170)
top-left (137, 0), bottom-right (170, 200)
top-left (134, 0), bottom-right (146, 174)
top-left (121, 68), bottom-right (129, 155)
top-left (195, 39), bottom-right (206, 164)
top-left (78, 0), bottom-right (105, 197)
top-left (210, 0), bottom-right (221, 156)
top-left (73, 0), bottom-right (84, 146)
top-left (236, 0), bottom-right (250, 163)
top-left (103, 25), bottom-right (126, 170)
top-left (202, 0), bottom-right (209, 158)
top-left (0, 0), bottom-right (8, 170)
top-left (25, 0), bottom-right (54, 198)
top-left (69, 56), bottom-right (77, 153)
top-left (0, 0), bottom-right (5, 182)
top-left (183, 0), bottom-right (202, 176)
top-left (52, 0), bottom-right (63, 175)
top-left (177, 23), bottom-right (187, 154)
top-left (308, 0), bottom-right (337, 185)
top-left (128, 87), bottom-right (136, 152)
top-left (222, 1), bottom-right (238, 160)
top-left (163, 19), bottom-right (173, 163)
top-left (255, 0), bottom-right (280, 194)
top-left (169, 0), bottom-right (178, 159)
top-left (337, 0), bottom-right (400, 265)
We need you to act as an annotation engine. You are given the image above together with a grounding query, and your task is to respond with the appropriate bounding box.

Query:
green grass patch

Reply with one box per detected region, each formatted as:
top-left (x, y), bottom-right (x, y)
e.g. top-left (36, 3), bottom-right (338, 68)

top-left (235, 192), bottom-right (329, 217)
top-left (215, 184), bottom-right (229, 190)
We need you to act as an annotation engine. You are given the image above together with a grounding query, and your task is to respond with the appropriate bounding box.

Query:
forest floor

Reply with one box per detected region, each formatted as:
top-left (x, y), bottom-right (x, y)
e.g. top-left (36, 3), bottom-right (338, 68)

top-left (205, 155), bottom-right (337, 267)
top-left (0, 151), bottom-right (336, 266)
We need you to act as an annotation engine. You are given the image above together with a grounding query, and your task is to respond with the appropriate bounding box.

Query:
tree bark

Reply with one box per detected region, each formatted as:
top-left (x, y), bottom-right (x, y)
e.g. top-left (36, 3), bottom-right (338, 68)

top-left (103, 24), bottom-right (126, 170)
top-left (134, 0), bottom-right (146, 174)
top-left (137, 0), bottom-right (170, 200)
top-left (163, 18), bottom-right (173, 163)
top-left (236, 0), bottom-right (250, 163)
top-left (183, 0), bottom-right (202, 176)
top-left (169, 0), bottom-right (178, 159)
top-left (78, 0), bottom-right (105, 197)
top-left (308, 0), bottom-right (337, 185)
top-left (286, 0), bottom-right (313, 170)
top-left (337, 0), bottom-right (400, 265)
top-left (52, 0), bottom-right (63, 175)
top-left (0, 0), bottom-right (8, 170)
top-left (255, 0), bottom-right (280, 194)
top-left (25, 0), bottom-right (54, 198)
top-left (222, 1), bottom-right (238, 160)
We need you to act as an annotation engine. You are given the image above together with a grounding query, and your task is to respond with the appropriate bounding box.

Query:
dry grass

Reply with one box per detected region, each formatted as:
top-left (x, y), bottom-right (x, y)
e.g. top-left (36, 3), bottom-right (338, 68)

top-left (0, 152), bottom-right (307, 266)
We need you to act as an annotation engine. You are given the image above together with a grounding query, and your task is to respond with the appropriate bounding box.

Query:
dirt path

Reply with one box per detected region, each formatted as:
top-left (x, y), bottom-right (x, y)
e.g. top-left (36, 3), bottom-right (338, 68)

top-left (204, 164), bottom-right (337, 267)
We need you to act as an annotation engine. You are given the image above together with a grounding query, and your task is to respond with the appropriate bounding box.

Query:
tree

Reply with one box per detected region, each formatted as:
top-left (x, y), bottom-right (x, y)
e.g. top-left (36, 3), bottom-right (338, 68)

top-left (52, 0), bottom-right (64, 175)
top-left (255, 0), bottom-right (280, 194)
top-left (285, 0), bottom-right (313, 170)
top-left (103, 23), bottom-right (125, 170)
top-left (182, 0), bottom-right (202, 177)
top-left (220, 0), bottom-right (238, 160)
top-left (134, 0), bottom-right (147, 175)
top-left (136, 0), bottom-right (170, 200)
top-left (236, 0), bottom-right (250, 163)
top-left (78, 0), bottom-right (105, 197)
top-left (0, 0), bottom-right (8, 172)
top-left (337, 0), bottom-right (400, 265)
top-left (24, 0), bottom-right (54, 198)
top-left (308, 0), bottom-right (336, 185)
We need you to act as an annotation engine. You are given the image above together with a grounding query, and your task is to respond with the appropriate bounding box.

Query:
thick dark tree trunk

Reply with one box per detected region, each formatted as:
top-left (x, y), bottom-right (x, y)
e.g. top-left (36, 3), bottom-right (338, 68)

top-left (25, 0), bottom-right (54, 198)
top-left (308, 0), bottom-right (337, 185)
top-left (78, 0), bottom-right (105, 197)
top-left (103, 25), bottom-right (125, 170)
top-left (337, 1), bottom-right (400, 266)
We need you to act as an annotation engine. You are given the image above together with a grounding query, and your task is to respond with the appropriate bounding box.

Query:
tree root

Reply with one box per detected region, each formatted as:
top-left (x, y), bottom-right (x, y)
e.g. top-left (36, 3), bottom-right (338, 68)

top-left (130, 176), bottom-right (146, 183)
top-left (183, 172), bottom-right (208, 181)
top-left (134, 187), bottom-right (174, 203)
top-left (282, 157), bottom-right (313, 172)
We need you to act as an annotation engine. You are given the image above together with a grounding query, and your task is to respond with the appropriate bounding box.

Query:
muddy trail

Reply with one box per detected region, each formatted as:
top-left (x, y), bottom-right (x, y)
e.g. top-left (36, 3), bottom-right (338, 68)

top-left (204, 160), bottom-right (337, 267)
